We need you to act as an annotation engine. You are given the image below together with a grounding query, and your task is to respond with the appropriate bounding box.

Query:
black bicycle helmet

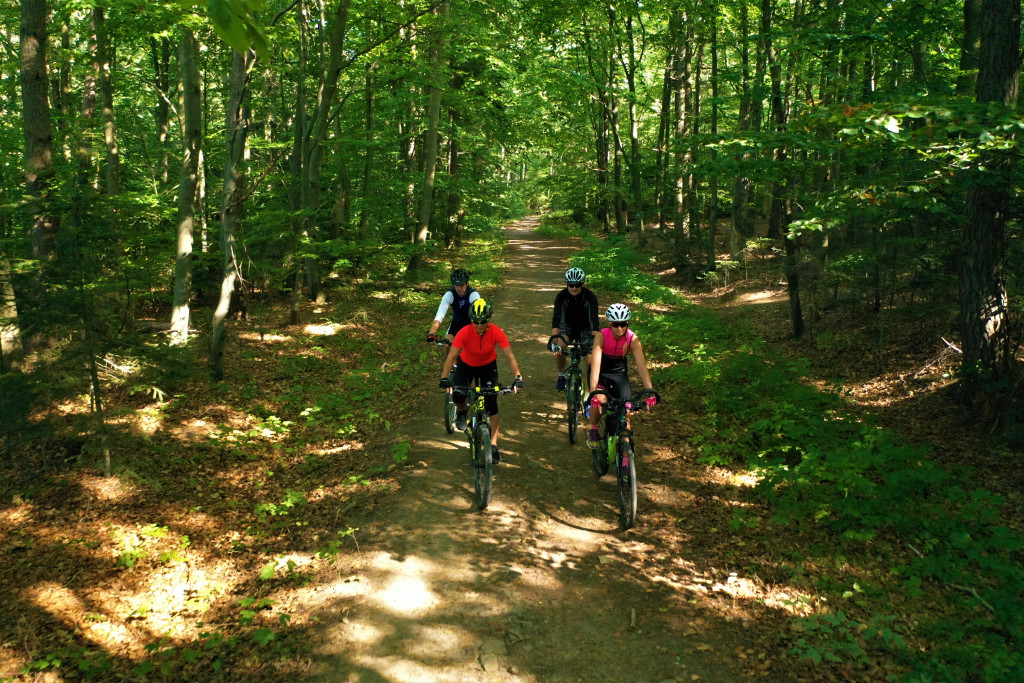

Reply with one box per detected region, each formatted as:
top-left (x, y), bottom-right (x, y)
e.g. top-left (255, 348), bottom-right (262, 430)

top-left (450, 268), bottom-right (470, 286)
top-left (468, 299), bottom-right (493, 322)
top-left (565, 267), bottom-right (586, 285)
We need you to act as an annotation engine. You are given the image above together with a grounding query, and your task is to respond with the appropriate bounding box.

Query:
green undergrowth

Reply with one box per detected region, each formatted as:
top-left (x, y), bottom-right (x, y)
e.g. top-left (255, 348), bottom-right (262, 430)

top-left (577, 234), bottom-right (1022, 681)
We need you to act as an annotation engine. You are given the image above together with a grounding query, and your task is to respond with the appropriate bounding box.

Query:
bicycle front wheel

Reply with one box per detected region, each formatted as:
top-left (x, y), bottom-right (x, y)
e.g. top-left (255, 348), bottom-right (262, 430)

top-left (566, 372), bottom-right (580, 443)
top-left (472, 422), bottom-right (493, 509)
top-left (443, 392), bottom-right (456, 433)
top-left (616, 439), bottom-right (637, 529)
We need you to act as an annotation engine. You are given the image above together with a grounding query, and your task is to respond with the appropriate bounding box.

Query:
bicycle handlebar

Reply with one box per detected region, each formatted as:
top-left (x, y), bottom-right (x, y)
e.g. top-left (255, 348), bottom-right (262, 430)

top-left (547, 334), bottom-right (590, 354)
top-left (454, 384), bottom-right (516, 396)
top-left (586, 388), bottom-right (661, 410)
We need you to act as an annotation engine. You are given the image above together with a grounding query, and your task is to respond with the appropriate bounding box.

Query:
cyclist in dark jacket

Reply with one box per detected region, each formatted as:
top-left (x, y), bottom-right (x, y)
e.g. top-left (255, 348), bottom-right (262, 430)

top-left (549, 267), bottom-right (599, 391)
top-left (427, 268), bottom-right (481, 343)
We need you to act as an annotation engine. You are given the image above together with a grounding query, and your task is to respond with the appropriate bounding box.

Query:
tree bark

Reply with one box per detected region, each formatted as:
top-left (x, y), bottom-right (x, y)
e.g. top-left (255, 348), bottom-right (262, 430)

top-left (170, 27), bottom-right (202, 345)
top-left (410, 0), bottom-right (450, 275)
top-left (211, 49), bottom-right (255, 381)
top-left (957, 0), bottom-right (983, 95)
top-left (958, 0), bottom-right (1020, 393)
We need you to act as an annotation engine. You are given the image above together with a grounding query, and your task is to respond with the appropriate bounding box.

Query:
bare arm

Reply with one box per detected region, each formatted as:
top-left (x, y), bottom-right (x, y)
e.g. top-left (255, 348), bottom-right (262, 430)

top-left (440, 344), bottom-right (461, 381)
top-left (631, 338), bottom-right (654, 390)
top-left (500, 345), bottom-right (522, 379)
top-left (589, 336), bottom-right (604, 391)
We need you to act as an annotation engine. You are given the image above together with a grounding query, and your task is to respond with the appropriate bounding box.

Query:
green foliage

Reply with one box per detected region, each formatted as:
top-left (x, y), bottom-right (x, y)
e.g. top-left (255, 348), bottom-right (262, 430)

top-left (651, 299), bottom-right (1024, 679)
top-left (570, 235), bottom-right (675, 304)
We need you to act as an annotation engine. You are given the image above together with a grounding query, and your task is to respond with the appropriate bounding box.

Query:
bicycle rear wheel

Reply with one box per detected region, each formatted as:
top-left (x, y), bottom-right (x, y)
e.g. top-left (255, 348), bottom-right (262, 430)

top-left (566, 372), bottom-right (580, 443)
top-left (616, 439), bottom-right (637, 529)
top-left (472, 422), bottom-right (493, 509)
top-left (443, 392), bottom-right (457, 433)
top-left (592, 421), bottom-right (610, 477)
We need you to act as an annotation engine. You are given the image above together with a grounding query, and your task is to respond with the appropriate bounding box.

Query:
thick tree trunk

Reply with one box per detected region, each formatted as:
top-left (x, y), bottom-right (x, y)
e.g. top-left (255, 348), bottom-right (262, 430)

top-left (170, 27), bottom-right (201, 345)
top-left (21, 0), bottom-right (58, 266)
top-left (958, 0), bottom-right (1020, 393)
top-left (211, 49), bottom-right (255, 381)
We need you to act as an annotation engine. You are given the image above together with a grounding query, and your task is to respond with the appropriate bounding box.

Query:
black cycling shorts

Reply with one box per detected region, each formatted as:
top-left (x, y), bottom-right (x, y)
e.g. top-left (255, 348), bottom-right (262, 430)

top-left (596, 370), bottom-right (631, 402)
top-left (452, 360), bottom-right (500, 415)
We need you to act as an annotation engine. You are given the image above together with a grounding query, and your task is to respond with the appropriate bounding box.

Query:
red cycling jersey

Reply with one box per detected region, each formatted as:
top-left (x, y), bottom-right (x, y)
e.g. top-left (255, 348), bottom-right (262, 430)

top-left (452, 323), bottom-right (510, 367)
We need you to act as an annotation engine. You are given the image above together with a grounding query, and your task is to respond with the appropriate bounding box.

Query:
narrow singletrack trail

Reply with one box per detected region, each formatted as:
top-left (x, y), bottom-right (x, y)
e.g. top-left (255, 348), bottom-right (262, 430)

top-left (305, 218), bottom-right (756, 682)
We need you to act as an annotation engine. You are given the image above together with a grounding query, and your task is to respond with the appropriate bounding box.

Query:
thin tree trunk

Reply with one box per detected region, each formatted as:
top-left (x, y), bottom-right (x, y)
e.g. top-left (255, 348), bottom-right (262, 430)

top-left (410, 0), bottom-right (450, 275)
top-left (358, 59), bottom-right (377, 240)
top-left (957, 0), bottom-right (983, 95)
top-left (211, 49), bottom-right (255, 381)
top-left (0, 254), bottom-right (20, 371)
top-left (95, 8), bottom-right (120, 195)
top-left (170, 27), bottom-right (201, 345)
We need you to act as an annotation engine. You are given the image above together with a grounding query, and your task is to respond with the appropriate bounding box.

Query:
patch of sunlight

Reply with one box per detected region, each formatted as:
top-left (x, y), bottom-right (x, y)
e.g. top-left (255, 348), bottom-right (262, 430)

top-left (27, 582), bottom-right (133, 648)
top-left (374, 574), bottom-right (439, 615)
top-left (731, 471), bottom-right (761, 488)
top-left (80, 474), bottom-right (134, 502)
top-left (237, 331), bottom-right (292, 342)
top-left (353, 654), bottom-right (458, 682)
top-left (303, 322), bottom-right (353, 336)
top-left (738, 290), bottom-right (785, 304)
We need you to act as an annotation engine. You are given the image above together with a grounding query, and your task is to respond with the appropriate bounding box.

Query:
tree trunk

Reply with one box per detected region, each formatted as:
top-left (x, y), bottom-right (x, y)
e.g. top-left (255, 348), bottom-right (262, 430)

top-left (358, 59), bottom-right (377, 240)
top-left (958, 0), bottom-right (1020, 394)
top-left (730, 2), bottom-right (759, 259)
top-left (301, 0), bottom-right (352, 301)
top-left (410, 0), bottom-right (450, 275)
top-left (211, 49), bottom-right (255, 381)
top-left (150, 37), bottom-right (171, 189)
top-left (95, 8), bottom-right (120, 195)
top-left (170, 27), bottom-right (201, 345)
top-left (0, 254), bottom-right (21, 372)
top-left (957, 0), bottom-right (983, 95)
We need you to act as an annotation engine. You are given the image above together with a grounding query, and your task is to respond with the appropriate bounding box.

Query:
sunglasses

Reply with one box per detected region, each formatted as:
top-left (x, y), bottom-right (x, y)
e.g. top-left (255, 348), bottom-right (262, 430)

top-left (566, 283), bottom-right (581, 289)
top-left (471, 320), bottom-right (489, 325)
top-left (610, 322), bottom-right (628, 328)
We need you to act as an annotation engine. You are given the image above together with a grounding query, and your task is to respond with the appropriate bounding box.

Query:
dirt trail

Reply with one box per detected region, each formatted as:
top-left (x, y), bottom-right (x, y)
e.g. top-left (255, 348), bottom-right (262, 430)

top-left (304, 218), bottom-right (753, 682)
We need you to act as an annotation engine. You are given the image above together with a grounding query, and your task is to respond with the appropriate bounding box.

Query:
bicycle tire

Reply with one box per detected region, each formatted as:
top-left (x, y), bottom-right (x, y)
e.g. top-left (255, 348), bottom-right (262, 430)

top-left (617, 439), bottom-right (637, 529)
top-left (473, 422), bottom-right (493, 510)
top-left (566, 371), bottom-right (579, 443)
top-left (592, 428), bottom-right (610, 477)
top-left (443, 392), bottom-right (456, 433)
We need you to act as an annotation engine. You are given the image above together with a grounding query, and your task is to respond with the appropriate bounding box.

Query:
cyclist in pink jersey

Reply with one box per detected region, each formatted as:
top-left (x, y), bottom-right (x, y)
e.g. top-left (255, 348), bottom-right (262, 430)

top-left (587, 303), bottom-right (655, 448)
top-left (439, 299), bottom-right (523, 463)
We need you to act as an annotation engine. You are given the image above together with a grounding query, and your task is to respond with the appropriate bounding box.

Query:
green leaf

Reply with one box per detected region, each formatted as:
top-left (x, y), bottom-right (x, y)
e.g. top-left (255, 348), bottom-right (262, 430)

top-left (252, 628), bottom-right (276, 647)
top-left (259, 560), bottom-right (277, 580)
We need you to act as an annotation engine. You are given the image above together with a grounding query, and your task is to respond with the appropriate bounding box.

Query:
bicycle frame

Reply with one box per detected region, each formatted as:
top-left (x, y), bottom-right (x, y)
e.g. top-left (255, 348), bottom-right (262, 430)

top-left (453, 384), bottom-right (513, 510)
top-left (549, 334), bottom-right (590, 443)
top-left (586, 387), bottom-right (660, 529)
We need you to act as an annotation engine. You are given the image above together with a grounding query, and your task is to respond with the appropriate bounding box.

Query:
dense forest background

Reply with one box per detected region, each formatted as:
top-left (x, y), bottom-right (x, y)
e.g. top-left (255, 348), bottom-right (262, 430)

top-left (1, 0), bottom-right (1023, 679)
top-left (2, 0), bottom-right (1021, 406)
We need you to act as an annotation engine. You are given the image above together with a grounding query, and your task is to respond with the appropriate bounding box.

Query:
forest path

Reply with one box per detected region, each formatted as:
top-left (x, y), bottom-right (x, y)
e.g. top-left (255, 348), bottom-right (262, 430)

top-left (305, 218), bottom-right (753, 682)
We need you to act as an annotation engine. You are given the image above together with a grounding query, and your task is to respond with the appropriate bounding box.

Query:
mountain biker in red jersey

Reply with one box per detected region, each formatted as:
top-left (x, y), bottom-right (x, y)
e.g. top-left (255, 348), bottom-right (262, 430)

top-left (440, 299), bottom-right (523, 463)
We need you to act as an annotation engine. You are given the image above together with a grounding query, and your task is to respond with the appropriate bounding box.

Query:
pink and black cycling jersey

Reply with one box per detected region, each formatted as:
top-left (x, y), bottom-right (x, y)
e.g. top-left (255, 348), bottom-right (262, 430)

top-left (598, 326), bottom-right (635, 375)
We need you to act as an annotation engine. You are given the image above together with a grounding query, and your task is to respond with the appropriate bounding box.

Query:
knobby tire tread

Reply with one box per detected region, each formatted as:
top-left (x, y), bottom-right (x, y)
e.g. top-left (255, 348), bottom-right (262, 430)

top-left (617, 440), bottom-right (637, 529)
top-left (473, 422), bottom-right (492, 510)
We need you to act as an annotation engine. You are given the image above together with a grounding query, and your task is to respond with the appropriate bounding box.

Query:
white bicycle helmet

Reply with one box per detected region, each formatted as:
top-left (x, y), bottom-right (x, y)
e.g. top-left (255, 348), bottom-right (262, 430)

top-left (564, 267), bottom-right (586, 285)
top-left (606, 303), bottom-right (631, 322)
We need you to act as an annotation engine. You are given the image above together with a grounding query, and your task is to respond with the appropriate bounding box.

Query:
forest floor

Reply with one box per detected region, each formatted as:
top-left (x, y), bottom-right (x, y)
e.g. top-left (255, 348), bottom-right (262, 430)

top-left (0, 216), bottom-right (1012, 682)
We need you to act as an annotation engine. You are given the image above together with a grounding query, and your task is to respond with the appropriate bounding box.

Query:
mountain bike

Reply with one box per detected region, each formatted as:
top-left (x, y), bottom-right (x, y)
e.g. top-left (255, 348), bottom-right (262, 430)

top-left (586, 388), bottom-right (661, 529)
top-left (430, 338), bottom-right (458, 433)
top-left (455, 383), bottom-right (514, 510)
top-left (548, 334), bottom-right (589, 443)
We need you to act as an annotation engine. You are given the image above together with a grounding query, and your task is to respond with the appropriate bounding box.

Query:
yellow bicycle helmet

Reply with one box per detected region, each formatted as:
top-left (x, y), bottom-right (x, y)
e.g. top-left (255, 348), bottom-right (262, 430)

top-left (468, 298), bottom-right (493, 322)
